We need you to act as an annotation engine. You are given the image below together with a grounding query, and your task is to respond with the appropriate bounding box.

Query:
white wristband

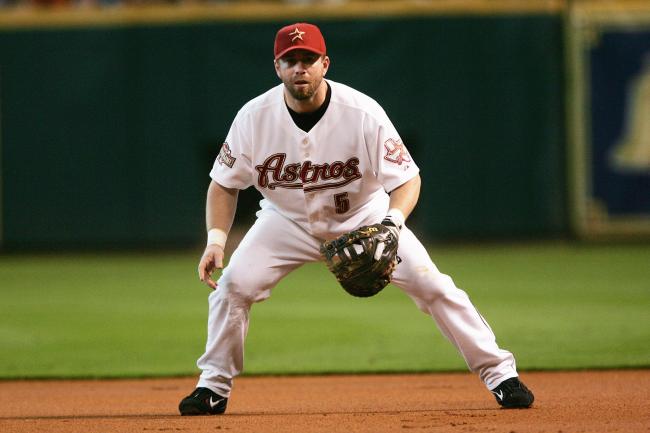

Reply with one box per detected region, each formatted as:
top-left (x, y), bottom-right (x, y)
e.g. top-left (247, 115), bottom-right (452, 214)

top-left (386, 208), bottom-right (405, 229)
top-left (207, 228), bottom-right (228, 248)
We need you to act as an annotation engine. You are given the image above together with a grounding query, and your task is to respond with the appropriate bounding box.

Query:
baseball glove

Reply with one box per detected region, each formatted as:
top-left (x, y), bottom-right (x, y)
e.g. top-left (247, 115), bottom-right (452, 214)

top-left (320, 223), bottom-right (400, 297)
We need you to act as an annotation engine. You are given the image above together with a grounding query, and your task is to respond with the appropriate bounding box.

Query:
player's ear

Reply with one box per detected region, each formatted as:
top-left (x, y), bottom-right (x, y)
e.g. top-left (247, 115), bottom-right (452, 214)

top-left (322, 55), bottom-right (330, 76)
top-left (274, 59), bottom-right (281, 79)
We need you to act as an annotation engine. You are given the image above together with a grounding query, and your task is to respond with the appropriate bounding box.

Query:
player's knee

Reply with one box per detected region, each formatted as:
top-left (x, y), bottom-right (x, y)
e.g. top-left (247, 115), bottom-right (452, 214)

top-left (433, 273), bottom-right (456, 292)
top-left (407, 271), bottom-right (459, 307)
top-left (217, 270), bottom-right (273, 305)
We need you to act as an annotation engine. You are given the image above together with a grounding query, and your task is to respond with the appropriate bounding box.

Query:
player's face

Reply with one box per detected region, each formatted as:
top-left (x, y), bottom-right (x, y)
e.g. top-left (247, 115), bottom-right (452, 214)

top-left (275, 50), bottom-right (330, 101)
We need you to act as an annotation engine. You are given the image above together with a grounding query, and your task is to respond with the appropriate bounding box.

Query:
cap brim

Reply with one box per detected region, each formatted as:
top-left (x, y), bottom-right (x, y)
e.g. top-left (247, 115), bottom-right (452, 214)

top-left (274, 46), bottom-right (326, 60)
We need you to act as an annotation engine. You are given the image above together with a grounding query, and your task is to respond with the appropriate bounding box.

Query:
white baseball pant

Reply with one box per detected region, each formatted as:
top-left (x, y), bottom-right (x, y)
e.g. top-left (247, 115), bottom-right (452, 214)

top-left (196, 206), bottom-right (518, 397)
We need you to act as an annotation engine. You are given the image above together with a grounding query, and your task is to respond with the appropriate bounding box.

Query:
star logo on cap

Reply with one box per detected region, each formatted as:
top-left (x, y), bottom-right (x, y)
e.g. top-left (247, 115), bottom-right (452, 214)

top-left (289, 27), bottom-right (306, 42)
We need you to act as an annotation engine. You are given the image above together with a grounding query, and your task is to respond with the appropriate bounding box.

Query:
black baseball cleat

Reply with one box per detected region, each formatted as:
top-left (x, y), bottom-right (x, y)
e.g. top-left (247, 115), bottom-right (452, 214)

top-left (491, 377), bottom-right (534, 408)
top-left (179, 387), bottom-right (228, 415)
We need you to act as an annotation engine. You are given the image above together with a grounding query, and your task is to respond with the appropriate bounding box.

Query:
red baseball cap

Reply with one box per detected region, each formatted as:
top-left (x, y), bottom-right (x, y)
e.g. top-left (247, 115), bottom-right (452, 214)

top-left (274, 23), bottom-right (326, 60)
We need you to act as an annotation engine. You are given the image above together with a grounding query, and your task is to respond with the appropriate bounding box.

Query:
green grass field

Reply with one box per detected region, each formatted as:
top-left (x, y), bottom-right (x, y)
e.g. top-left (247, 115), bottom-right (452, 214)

top-left (1, 242), bottom-right (649, 379)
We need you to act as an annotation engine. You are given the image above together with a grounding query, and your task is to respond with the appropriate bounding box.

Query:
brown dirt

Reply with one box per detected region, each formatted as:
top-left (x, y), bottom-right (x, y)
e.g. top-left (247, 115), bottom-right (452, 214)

top-left (1, 370), bottom-right (648, 433)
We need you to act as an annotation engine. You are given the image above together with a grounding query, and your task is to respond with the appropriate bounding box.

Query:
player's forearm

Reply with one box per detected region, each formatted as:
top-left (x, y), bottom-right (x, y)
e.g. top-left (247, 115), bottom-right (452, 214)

top-left (388, 174), bottom-right (421, 221)
top-left (206, 180), bottom-right (239, 235)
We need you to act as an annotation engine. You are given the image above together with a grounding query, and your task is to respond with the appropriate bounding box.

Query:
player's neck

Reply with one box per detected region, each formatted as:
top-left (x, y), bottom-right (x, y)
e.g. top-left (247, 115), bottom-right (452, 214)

top-left (284, 81), bottom-right (328, 113)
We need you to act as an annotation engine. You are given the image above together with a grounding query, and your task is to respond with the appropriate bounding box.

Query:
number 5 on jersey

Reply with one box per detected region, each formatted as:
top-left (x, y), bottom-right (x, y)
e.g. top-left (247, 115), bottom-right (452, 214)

top-left (334, 192), bottom-right (350, 214)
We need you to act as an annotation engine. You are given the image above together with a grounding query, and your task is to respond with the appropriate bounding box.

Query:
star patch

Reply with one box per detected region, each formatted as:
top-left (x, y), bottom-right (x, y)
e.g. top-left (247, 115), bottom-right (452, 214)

top-left (383, 138), bottom-right (412, 165)
top-left (217, 142), bottom-right (236, 168)
top-left (289, 27), bottom-right (306, 42)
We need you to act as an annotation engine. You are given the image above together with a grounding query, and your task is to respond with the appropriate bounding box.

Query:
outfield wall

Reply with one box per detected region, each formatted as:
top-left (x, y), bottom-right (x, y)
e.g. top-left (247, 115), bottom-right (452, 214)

top-left (0, 2), bottom-right (566, 249)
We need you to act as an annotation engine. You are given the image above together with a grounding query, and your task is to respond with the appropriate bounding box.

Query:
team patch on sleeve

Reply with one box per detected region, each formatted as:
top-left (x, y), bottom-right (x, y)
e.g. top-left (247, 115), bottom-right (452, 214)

top-left (383, 138), bottom-right (412, 165)
top-left (217, 142), bottom-right (237, 168)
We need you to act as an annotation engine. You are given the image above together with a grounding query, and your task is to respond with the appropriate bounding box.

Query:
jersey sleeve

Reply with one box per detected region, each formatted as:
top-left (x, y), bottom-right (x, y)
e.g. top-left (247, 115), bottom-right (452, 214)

top-left (209, 112), bottom-right (254, 190)
top-left (365, 109), bottom-right (420, 193)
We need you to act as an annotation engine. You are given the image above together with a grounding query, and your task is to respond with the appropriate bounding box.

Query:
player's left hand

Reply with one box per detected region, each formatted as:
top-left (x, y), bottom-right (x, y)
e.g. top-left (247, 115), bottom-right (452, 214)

top-left (380, 216), bottom-right (401, 241)
top-left (320, 223), bottom-right (400, 298)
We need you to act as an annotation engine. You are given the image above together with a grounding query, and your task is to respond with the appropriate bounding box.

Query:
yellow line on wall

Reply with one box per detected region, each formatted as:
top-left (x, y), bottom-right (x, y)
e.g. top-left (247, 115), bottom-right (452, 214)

top-left (570, 1), bottom-right (650, 23)
top-left (0, 0), bottom-right (564, 30)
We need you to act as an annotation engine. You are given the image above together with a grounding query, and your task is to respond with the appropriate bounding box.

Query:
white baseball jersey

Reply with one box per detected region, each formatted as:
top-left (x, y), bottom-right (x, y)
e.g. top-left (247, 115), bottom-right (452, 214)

top-left (209, 79), bottom-right (419, 239)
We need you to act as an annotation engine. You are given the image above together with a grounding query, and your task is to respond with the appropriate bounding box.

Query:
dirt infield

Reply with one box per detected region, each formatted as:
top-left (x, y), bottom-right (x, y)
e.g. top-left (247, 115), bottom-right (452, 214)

top-left (1, 370), bottom-right (648, 433)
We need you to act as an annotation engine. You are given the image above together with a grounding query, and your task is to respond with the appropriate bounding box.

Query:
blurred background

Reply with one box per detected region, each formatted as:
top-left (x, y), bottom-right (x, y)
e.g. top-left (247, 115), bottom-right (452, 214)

top-left (0, 0), bottom-right (649, 378)
top-left (0, 0), bottom-right (648, 249)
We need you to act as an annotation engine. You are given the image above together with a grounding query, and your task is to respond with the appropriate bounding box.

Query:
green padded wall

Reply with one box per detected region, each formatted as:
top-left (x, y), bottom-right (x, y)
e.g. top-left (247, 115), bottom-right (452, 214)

top-left (0, 15), bottom-right (565, 248)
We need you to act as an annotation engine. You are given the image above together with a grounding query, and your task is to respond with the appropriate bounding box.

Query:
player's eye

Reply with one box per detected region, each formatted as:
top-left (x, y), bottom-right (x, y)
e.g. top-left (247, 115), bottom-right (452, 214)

top-left (301, 54), bottom-right (320, 64)
top-left (281, 54), bottom-right (320, 67)
top-left (283, 57), bottom-right (298, 66)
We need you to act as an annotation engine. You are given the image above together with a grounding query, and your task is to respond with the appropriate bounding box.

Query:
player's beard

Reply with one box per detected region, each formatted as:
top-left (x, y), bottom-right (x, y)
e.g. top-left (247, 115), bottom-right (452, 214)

top-left (286, 77), bottom-right (323, 101)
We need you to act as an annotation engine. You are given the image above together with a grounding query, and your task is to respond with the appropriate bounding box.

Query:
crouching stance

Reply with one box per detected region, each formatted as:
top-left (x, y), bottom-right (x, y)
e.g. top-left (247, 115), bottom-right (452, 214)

top-left (179, 22), bottom-right (534, 415)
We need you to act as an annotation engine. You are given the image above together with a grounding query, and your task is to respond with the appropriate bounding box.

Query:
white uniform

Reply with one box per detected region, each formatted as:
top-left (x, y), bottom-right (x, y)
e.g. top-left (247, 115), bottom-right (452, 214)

top-left (196, 80), bottom-right (518, 397)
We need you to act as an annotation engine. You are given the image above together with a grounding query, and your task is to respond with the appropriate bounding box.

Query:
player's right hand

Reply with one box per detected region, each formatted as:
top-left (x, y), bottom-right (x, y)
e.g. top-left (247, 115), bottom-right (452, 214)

top-left (198, 244), bottom-right (225, 290)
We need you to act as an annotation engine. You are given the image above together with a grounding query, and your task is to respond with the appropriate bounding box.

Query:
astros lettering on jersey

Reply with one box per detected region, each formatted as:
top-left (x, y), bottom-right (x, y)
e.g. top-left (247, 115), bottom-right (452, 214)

top-left (211, 80), bottom-right (419, 240)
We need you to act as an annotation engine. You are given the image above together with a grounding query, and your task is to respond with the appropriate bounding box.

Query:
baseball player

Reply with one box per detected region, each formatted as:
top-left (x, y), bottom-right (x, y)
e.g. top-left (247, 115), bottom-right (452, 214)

top-left (179, 22), bottom-right (534, 415)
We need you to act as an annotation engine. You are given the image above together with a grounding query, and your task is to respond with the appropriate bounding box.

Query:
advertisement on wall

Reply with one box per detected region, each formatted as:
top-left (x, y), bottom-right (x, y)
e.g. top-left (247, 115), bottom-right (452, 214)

top-left (568, 3), bottom-right (650, 237)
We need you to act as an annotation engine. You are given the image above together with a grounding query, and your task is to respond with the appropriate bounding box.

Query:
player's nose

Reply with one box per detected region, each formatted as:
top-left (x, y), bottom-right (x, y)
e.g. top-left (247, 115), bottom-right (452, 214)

top-left (293, 67), bottom-right (306, 75)
top-left (293, 60), bottom-right (309, 72)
